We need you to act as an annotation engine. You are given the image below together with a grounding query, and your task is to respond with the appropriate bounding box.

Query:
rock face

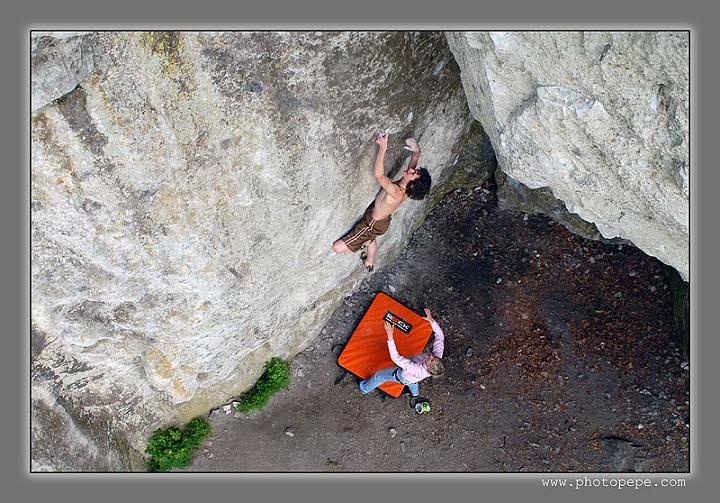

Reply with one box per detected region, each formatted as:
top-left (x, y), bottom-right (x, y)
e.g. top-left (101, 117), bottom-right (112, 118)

top-left (31, 32), bottom-right (98, 113)
top-left (31, 31), bottom-right (473, 470)
top-left (446, 32), bottom-right (689, 280)
top-left (495, 170), bottom-right (624, 244)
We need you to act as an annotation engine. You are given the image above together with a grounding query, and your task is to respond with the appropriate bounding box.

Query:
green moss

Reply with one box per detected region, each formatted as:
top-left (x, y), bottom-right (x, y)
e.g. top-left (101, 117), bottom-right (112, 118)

top-left (428, 121), bottom-right (497, 211)
top-left (145, 417), bottom-right (211, 472)
top-left (233, 357), bottom-right (290, 414)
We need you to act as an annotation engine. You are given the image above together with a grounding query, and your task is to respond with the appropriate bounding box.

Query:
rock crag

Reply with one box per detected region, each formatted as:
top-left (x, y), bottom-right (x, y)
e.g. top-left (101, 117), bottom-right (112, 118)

top-left (446, 31), bottom-right (689, 280)
top-left (31, 31), bottom-right (473, 470)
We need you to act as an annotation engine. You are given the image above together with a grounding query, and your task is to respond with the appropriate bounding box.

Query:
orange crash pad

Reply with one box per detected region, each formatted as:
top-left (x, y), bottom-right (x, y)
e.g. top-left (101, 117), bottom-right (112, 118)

top-left (338, 292), bottom-right (433, 397)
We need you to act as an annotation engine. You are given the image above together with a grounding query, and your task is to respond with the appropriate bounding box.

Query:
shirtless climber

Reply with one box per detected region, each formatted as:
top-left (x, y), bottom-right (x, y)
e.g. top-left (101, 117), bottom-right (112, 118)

top-left (332, 132), bottom-right (432, 271)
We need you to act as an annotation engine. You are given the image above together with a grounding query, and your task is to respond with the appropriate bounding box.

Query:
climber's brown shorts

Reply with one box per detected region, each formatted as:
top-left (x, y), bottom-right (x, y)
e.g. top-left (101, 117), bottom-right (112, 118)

top-left (342, 203), bottom-right (392, 253)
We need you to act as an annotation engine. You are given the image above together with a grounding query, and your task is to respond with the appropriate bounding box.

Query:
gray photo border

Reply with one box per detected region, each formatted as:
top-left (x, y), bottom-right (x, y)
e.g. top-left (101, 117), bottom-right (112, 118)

top-left (3, 0), bottom-right (714, 502)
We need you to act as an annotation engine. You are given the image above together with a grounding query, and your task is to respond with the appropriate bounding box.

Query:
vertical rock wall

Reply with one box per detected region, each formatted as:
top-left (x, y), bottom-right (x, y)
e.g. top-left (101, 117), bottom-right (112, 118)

top-left (31, 31), bottom-right (473, 470)
top-left (446, 31), bottom-right (689, 280)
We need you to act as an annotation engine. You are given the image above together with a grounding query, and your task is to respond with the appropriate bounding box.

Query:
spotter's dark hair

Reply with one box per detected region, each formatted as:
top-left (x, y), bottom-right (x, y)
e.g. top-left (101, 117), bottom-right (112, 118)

top-left (406, 167), bottom-right (431, 200)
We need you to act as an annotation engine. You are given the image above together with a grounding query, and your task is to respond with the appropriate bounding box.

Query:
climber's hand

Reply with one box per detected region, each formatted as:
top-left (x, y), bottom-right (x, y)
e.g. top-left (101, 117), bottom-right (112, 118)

top-left (404, 138), bottom-right (420, 152)
top-left (375, 130), bottom-right (389, 149)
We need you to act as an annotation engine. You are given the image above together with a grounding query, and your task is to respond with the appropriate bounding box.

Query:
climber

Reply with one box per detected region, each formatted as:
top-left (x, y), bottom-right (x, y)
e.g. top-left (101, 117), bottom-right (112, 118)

top-left (358, 308), bottom-right (445, 398)
top-left (332, 132), bottom-right (432, 271)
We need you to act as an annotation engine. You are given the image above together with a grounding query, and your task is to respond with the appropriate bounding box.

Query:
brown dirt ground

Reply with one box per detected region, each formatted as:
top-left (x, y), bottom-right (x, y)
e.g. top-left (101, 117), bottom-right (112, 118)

top-left (182, 180), bottom-right (690, 473)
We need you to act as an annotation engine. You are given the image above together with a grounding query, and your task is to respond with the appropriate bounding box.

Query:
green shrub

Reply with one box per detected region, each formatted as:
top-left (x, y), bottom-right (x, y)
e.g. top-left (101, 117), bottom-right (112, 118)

top-left (234, 357), bottom-right (290, 414)
top-left (145, 416), bottom-right (211, 472)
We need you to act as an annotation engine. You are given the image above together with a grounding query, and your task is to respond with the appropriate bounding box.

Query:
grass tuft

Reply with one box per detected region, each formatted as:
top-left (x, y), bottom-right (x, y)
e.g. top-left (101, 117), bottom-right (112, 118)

top-left (234, 357), bottom-right (290, 414)
top-left (145, 417), bottom-right (211, 472)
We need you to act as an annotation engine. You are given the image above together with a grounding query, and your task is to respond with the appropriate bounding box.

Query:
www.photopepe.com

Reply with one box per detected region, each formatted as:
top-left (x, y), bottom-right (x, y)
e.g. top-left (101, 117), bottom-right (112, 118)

top-left (542, 477), bottom-right (688, 489)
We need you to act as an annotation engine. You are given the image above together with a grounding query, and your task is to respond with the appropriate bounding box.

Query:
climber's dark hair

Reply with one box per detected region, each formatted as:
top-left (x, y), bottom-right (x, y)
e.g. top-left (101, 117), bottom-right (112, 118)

top-left (406, 167), bottom-right (431, 200)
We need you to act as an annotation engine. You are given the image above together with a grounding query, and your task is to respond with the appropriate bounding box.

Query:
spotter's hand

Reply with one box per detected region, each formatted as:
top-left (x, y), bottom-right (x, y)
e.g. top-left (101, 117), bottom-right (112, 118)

top-left (384, 321), bottom-right (395, 339)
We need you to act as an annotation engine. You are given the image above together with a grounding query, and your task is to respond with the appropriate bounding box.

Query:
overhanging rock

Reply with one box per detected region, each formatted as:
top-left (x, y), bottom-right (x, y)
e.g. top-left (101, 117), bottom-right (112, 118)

top-left (446, 31), bottom-right (689, 280)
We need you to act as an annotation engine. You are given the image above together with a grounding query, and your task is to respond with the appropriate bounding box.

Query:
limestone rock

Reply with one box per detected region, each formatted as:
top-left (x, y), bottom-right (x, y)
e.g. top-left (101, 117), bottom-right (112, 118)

top-left (31, 31), bottom-right (472, 470)
top-left (31, 32), bottom-right (99, 113)
top-left (496, 169), bottom-right (622, 243)
top-left (447, 31), bottom-right (689, 279)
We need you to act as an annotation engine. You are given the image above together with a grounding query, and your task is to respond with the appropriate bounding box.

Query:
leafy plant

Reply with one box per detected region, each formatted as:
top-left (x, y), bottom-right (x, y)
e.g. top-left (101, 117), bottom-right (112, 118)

top-left (234, 357), bottom-right (290, 414)
top-left (145, 416), bottom-right (211, 472)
